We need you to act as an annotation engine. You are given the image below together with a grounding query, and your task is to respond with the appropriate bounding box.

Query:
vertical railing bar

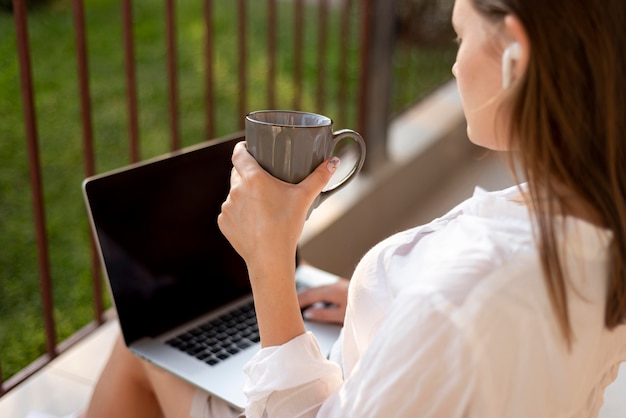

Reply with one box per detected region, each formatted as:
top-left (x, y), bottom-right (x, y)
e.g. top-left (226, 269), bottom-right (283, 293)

top-left (12, 0), bottom-right (57, 359)
top-left (237, 0), bottom-right (247, 128)
top-left (72, 0), bottom-right (104, 324)
top-left (356, 0), bottom-right (370, 138)
top-left (293, 0), bottom-right (303, 110)
top-left (267, 0), bottom-right (277, 109)
top-left (204, 0), bottom-right (215, 139)
top-left (337, 0), bottom-right (352, 127)
top-left (121, 0), bottom-right (141, 162)
top-left (72, 0), bottom-right (95, 177)
top-left (315, 0), bottom-right (328, 114)
top-left (165, 0), bottom-right (181, 150)
top-left (357, 0), bottom-right (394, 171)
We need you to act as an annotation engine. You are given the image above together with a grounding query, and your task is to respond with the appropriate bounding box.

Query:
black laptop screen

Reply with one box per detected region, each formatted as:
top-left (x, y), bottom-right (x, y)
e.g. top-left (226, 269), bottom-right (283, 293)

top-left (84, 138), bottom-right (250, 344)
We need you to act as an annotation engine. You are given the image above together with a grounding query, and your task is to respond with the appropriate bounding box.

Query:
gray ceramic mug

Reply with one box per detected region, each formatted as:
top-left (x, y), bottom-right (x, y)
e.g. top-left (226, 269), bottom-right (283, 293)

top-left (245, 110), bottom-right (366, 212)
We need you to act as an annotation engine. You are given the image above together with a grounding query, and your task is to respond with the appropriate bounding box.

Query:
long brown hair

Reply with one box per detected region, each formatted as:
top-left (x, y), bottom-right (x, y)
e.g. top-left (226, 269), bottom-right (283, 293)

top-left (471, 0), bottom-right (626, 345)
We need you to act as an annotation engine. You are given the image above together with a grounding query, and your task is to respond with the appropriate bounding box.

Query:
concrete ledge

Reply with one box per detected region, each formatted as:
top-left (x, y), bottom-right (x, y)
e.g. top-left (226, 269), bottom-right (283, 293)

top-left (0, 320), bottom-right (119, 418)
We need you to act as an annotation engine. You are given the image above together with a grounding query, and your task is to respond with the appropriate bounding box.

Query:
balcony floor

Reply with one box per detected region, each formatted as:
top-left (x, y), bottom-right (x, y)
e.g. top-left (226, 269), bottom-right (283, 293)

top-left (2, 82), bottom-right (624, 418)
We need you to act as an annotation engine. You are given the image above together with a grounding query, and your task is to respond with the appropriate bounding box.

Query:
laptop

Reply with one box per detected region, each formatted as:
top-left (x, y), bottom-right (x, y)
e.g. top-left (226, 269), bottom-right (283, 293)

top-left (82, 134), bottom-right (342, 411)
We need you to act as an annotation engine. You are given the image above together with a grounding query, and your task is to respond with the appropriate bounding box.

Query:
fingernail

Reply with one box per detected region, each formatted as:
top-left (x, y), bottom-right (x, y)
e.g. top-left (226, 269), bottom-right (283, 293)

top-left (303, 310), bottom-right (314, 320)
top-left (327, 157), bottom-right (340, 173)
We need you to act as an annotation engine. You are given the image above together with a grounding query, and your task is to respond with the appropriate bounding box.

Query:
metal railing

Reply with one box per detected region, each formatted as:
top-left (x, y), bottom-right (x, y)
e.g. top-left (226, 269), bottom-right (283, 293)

top-left (1, 0), bottom-right (454, 395)
top-left (1, 0), bottom-right (399, 396)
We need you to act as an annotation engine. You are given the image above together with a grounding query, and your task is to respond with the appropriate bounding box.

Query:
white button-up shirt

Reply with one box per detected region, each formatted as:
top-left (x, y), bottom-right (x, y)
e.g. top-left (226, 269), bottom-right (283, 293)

top-left (243, 185), bottom-right (626, 417)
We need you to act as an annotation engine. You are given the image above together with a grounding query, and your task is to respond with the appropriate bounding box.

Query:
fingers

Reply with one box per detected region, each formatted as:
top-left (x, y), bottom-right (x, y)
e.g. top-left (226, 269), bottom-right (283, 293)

top-left (231, 141), bottom-right (262, 176)
top-left (231, 140), bottom-right (339, 204)
top-left (298, 283), bottom-right (345, 307)
top-left (301, 156), bottom-right (340, 197)
top-left (219, 141), bottom-right (342, 268)
top-left (298, 278), bottom-right (349, 325)
top-left (302, 305), bottom-right (345, 325)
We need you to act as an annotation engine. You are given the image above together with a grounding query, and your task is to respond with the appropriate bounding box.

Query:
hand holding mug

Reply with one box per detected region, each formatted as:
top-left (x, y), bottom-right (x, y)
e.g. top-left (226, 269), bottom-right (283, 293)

top-left (218, 142), bottom-right (338, 267)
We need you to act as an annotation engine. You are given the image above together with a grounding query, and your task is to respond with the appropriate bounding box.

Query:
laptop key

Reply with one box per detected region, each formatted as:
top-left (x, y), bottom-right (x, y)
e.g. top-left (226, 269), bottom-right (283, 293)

top-left (205, 357), bottom-right (220, 366)
top-left (196, 351), bottom-right (213, 360)
top-left (236, 340), bottom-right (252, 349)
top-left (167, 301), bottom-right (260, 363)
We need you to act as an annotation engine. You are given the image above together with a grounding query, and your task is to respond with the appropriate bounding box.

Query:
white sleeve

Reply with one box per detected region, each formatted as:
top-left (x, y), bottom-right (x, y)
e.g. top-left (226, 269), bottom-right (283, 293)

top-left (243, 291), bottom-right (479, 418)
top-left (243, 332), bottom-right (344, 418)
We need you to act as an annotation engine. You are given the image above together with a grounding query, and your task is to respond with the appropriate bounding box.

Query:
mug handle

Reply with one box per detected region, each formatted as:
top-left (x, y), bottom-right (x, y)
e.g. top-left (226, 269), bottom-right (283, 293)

top-left (315, 129), bottom-right (367, 207)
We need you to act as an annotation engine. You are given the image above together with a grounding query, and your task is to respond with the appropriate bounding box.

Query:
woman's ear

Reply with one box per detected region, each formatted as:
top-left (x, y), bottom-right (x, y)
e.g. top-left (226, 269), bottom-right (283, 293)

top-left (501, 14), bottom-right (530, 88)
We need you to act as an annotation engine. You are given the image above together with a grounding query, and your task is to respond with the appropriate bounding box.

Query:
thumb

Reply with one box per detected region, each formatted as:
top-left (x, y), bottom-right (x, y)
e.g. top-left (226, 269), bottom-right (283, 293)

top-left (301, 157), bottom-right (340, 195)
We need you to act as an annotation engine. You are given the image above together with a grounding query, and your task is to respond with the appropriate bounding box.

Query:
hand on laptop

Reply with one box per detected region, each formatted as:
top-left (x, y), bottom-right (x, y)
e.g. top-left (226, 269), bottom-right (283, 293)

top-left (298, 278), bottom-right (349, 325)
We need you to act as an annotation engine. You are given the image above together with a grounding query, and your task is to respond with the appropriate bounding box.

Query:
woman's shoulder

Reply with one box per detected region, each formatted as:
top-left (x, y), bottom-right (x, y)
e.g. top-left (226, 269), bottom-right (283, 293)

top-left (351, 185), bottom-right (537, 302)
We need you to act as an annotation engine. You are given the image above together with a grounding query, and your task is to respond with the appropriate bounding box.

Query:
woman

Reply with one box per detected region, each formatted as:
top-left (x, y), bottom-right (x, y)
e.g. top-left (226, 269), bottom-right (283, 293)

top-left (62, 0), bottom-right (626, 416)
top-left (218, 0), bottom-right (626, 416)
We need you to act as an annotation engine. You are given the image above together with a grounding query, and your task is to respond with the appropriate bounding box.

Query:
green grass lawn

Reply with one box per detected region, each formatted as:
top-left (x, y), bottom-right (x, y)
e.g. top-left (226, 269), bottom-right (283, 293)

top-left (0, 0), bottom-right (455, 381)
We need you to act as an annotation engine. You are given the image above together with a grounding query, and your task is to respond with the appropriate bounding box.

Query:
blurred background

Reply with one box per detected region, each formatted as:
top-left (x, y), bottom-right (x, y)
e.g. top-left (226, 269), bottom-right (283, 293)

top-left (0, 0), bottom-right (458, 394)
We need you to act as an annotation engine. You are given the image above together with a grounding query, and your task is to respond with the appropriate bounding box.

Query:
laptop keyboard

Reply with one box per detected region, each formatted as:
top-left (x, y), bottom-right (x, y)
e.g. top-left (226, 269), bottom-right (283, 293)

top-left (166, 300), bottom-right (259, 366)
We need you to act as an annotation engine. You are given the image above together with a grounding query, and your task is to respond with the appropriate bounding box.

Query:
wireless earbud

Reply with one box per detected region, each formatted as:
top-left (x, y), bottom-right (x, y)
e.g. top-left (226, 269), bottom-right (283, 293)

top-left (502, 42), bottom-right (521, 89)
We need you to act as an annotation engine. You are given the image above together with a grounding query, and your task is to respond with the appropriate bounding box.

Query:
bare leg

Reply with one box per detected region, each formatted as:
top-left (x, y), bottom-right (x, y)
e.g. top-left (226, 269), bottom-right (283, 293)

top-left (83, 333), bottom-right (197, 418)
